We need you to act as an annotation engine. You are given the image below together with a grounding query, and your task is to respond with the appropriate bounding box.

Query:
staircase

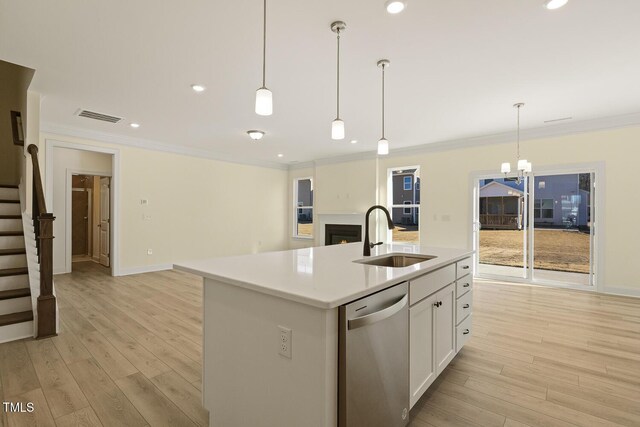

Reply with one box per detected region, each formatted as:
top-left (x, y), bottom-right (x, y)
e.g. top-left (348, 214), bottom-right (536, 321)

top-left (0, 184), bottom-right (34, 342)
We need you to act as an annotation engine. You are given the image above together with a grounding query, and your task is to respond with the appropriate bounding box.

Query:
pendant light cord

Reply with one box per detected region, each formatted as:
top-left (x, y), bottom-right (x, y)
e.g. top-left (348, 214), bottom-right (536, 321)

top-left (516, 104), bottom-right (521, 161)
top-left (262, 0), bottom-right (266, 88)
top-left (336, 29), bottom-right (340, 119)
top-left (381, 64), bottom-right (386, 139)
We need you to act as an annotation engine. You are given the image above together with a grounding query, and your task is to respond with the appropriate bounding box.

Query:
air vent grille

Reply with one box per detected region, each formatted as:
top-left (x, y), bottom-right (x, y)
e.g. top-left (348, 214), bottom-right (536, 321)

top-left (76, 109), bottom-right (123, 123)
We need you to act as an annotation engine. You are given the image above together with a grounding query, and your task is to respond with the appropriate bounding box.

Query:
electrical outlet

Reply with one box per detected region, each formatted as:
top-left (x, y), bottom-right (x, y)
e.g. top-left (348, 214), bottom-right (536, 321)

top-left (278, 326), bottom-right (292, 358)
top-left (147, 249), bottom-right (153, 255)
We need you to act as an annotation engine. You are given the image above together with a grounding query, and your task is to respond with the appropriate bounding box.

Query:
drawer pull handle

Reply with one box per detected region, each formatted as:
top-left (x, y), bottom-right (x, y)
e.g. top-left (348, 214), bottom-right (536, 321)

top-left (463, 304), bottom-right (470, 309)
top-left (461, 265), bottom-right (470, 270)
top-left (434, 301), bottom-right (443, 307)
top-left (463, 283), bottom-right (470, 288)
top-left (463, 329), bottom-right (470, 335)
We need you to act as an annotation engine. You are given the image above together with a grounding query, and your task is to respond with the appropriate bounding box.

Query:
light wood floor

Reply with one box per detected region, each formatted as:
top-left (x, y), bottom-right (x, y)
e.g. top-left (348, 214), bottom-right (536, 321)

top-left (0, 263), bottom-right (639, 426)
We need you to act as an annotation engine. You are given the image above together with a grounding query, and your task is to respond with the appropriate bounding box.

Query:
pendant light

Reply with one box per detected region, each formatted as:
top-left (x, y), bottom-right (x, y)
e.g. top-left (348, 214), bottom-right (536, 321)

top-left (377, 59), bottom-right (390, 155)
top-left (255, 0), bottom-right (272, 115)
top-left (330, 21), bottom-right (346, 140)
top-left (500, 103), bottom-right (532, 184)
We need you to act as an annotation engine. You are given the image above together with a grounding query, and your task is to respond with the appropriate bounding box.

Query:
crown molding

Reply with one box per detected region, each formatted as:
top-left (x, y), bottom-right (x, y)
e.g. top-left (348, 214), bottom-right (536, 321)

top-left (41, 111), bottom-right (640, 173)
top-left (40, 122), bottom-right (289, 171)
top-left (305, 111), bottom-right (640, 168)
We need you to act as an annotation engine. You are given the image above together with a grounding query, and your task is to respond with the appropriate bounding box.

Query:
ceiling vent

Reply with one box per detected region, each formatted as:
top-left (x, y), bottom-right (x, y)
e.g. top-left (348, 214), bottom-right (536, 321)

top-left (75, 109), bottom-right (123, 124)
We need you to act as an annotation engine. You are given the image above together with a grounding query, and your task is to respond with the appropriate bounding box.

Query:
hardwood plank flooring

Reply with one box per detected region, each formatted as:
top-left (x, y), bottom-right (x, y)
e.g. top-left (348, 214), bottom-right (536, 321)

top-left (0, 262), bottom-right (638, 426)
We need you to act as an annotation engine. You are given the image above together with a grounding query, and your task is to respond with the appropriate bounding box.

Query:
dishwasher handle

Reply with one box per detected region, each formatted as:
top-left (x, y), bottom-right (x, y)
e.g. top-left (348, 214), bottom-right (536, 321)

top-left (348, 294), bottom-right (408, 330)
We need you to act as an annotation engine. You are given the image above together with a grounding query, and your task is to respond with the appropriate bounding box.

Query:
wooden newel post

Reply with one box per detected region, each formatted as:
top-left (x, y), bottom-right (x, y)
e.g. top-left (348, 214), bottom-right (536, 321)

top-left (37, 212), bottom-right (57, 338)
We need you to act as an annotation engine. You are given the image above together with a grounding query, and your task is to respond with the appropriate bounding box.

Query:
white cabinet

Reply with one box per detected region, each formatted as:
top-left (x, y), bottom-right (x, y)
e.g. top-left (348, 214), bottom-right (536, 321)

top-left (409, 293), bottom-right (436, 407)
top-left (409, 282), bottom-right (455, 408)
top-left (409, 256), bottom-right (473, 409)
top-left (434, 284), bottom-right (456, 374)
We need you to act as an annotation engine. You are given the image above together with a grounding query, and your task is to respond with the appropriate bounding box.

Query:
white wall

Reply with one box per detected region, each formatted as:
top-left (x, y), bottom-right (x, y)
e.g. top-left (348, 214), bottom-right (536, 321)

top-left (51, 147), bottom-right (112, 273)
top-left (287, 126), bottom-right (640, 296)
top-left (42, 133), bottom-right (289, 275)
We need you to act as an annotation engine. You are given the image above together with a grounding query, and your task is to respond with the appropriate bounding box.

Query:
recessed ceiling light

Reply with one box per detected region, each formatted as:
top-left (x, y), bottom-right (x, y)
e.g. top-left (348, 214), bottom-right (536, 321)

top-left (247, 130), bottom-right (265, 140)
top-left (130, 123), bottom-right (140, 128)
top-left (191, 84), bottom-right (206, 93)
top-left (277, 153), bottom-right (284, 158)
top-left (385, 0), bottom-right (406, 14)
top-left (350, 139), bottom-right (358, 144)
top-left (544, 0), bottom-right (568, 10)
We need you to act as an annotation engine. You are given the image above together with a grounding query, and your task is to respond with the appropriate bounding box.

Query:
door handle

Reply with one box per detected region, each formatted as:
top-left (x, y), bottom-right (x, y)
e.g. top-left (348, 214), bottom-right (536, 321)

top-left (463, 329), bottom-right (470, 335)
top-left (463, 304), bottom-right (470, 309)
top-left (348, 294), bottom-right (408, 330)
top-left (463, 283), bottom-right (470, 288)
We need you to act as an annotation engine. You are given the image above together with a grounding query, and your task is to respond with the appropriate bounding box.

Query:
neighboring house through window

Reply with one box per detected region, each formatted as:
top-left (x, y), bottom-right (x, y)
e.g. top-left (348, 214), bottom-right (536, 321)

top-left (294, 177), bottom-right (313, 238)
top-left (388, 166), bottom-right (420, 243)
top-left (534, 198), bottom-right (554, 219)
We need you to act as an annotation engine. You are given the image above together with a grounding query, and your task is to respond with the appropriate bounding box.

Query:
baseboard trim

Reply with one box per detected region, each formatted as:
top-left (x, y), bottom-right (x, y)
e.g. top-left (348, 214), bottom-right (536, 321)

top-left (116, 264), bottom-right (173, 276)
top-left (601, 287), bottom-right (640, 298)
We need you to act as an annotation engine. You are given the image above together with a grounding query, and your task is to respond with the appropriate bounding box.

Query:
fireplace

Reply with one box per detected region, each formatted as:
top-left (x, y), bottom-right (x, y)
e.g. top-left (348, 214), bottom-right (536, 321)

top-left (325, 224), bottom-right (362, 246)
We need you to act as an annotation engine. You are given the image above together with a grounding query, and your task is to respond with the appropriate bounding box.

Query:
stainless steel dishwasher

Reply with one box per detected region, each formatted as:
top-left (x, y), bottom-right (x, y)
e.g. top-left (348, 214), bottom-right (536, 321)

top-left (339, 282), bottom-right (409, 427)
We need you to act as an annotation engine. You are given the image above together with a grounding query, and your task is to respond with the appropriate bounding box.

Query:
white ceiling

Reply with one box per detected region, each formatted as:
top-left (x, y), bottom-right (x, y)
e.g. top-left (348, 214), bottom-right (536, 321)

top-left (1, 0), bottom-right (640, 166)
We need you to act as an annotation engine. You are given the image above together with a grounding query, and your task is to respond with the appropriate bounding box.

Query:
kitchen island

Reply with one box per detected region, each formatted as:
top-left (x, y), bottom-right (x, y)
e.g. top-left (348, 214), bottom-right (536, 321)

top-left (175, 243), bottom-right (473, 427)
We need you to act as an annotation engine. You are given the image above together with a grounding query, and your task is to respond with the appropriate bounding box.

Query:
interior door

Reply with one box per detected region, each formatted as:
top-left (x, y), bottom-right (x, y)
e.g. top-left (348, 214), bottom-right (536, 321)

top-left (99, 177), bottom-right (110, 267)
top-left (71, 190), bottom-right (89, 256)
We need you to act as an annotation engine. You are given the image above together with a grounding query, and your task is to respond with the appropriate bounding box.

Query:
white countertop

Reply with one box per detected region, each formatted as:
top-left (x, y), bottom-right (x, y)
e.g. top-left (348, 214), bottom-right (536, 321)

top-left (174, 243), bottom-right (473, 309)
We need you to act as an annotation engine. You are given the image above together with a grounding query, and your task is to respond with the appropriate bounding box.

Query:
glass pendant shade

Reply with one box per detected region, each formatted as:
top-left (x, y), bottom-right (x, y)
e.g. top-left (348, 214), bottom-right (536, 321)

top-left (255, 87), bottom-right (273, 116)
top-left (524, 161), bottom-right (532, 173)
top-left (517, 159), bottom-right (529, 171)
top-left (501, 162), bottom-right (511, 174)
top-left (331, 119), bottom-right (345, 140)
top-left (377, 138), bottom-right (389, 155)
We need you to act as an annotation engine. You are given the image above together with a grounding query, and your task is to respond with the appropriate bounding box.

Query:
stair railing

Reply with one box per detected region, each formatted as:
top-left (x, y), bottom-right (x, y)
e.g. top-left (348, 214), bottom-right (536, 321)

top-left (26, 144), bottom-right (57, 338)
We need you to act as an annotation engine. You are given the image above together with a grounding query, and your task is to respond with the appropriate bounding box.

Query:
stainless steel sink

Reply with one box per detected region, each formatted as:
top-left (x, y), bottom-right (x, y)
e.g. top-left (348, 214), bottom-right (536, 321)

top-left (354, 254), bottom-right (437, 268)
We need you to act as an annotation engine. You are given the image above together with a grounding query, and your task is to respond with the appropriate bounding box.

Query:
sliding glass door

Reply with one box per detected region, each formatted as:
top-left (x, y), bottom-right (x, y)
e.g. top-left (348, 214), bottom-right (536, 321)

top-left (474, 169), bottom-right (596, 288)
top-left (531, 173), bottom-right (594, 286)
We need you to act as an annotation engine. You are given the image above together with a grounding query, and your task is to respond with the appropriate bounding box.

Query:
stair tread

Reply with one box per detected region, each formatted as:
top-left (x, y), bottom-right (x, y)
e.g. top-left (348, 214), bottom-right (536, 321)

top-left (0, 199), bottom-right (20, 204)
top-left (0, 267), bottom-right (28, 277)
top-left (0, 248), bottom-right (26, 256)
top-left (0, 310), bottom-right (33, 327)
top-left (0, 185), bottom-right (19, 189)
top-left (0, 215), bottom-right (21, 219)
top-left (0, 231), bottom-right (24, 236)
top-left (0, 288), bottom-right (30, 300)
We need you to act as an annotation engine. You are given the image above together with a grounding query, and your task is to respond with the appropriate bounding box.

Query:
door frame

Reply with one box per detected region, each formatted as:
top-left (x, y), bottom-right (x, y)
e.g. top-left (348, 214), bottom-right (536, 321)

top-left (45, 139), bottom-right (121, 276)
top-left (70, 186), bottom-right (92, 258)
top-left (470, 161), bottom-right (605, 293)
top-left (65, 169), bottom-right (112, 273)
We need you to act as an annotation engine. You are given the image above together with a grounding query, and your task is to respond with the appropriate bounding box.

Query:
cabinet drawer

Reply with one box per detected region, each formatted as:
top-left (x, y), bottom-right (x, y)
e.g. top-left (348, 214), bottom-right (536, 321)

top-left (456, 257), bottom-right (472, 279)
top-left (456, 314), bottom-right (472, 353)
top-left (456, 277), bottom-right (472, 299)
top-left (456, 291), bottom-right (472, 325)
top-left (410, 264), bottom-right (455, 306)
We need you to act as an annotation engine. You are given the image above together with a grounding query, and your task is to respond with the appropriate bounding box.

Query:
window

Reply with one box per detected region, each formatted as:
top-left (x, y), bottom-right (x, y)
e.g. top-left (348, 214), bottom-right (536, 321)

top-left (534, 199), bottom-right (554, 219)
top-left (294, 178), bottom-right (313, 238)
top-left (403, 176), bottom-right (412, 191)
top-left (388, 167), bottom-right (420, 243)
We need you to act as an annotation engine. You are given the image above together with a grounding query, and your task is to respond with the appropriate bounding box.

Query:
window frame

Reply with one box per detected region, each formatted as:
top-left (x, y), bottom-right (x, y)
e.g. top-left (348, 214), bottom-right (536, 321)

top-left (534, 198), bottom-right (554, 220)
top-left (293, 177), bottom-right (314, 239)
top-left (387, 166), bottom-right (421, 244)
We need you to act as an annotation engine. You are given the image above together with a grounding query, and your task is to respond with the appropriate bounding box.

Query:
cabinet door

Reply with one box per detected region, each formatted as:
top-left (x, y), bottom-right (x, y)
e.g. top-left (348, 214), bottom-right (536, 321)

top-left (409, 294), bottom-right (437, 408)
top-left (435, 283), bottom-right (456, 374)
